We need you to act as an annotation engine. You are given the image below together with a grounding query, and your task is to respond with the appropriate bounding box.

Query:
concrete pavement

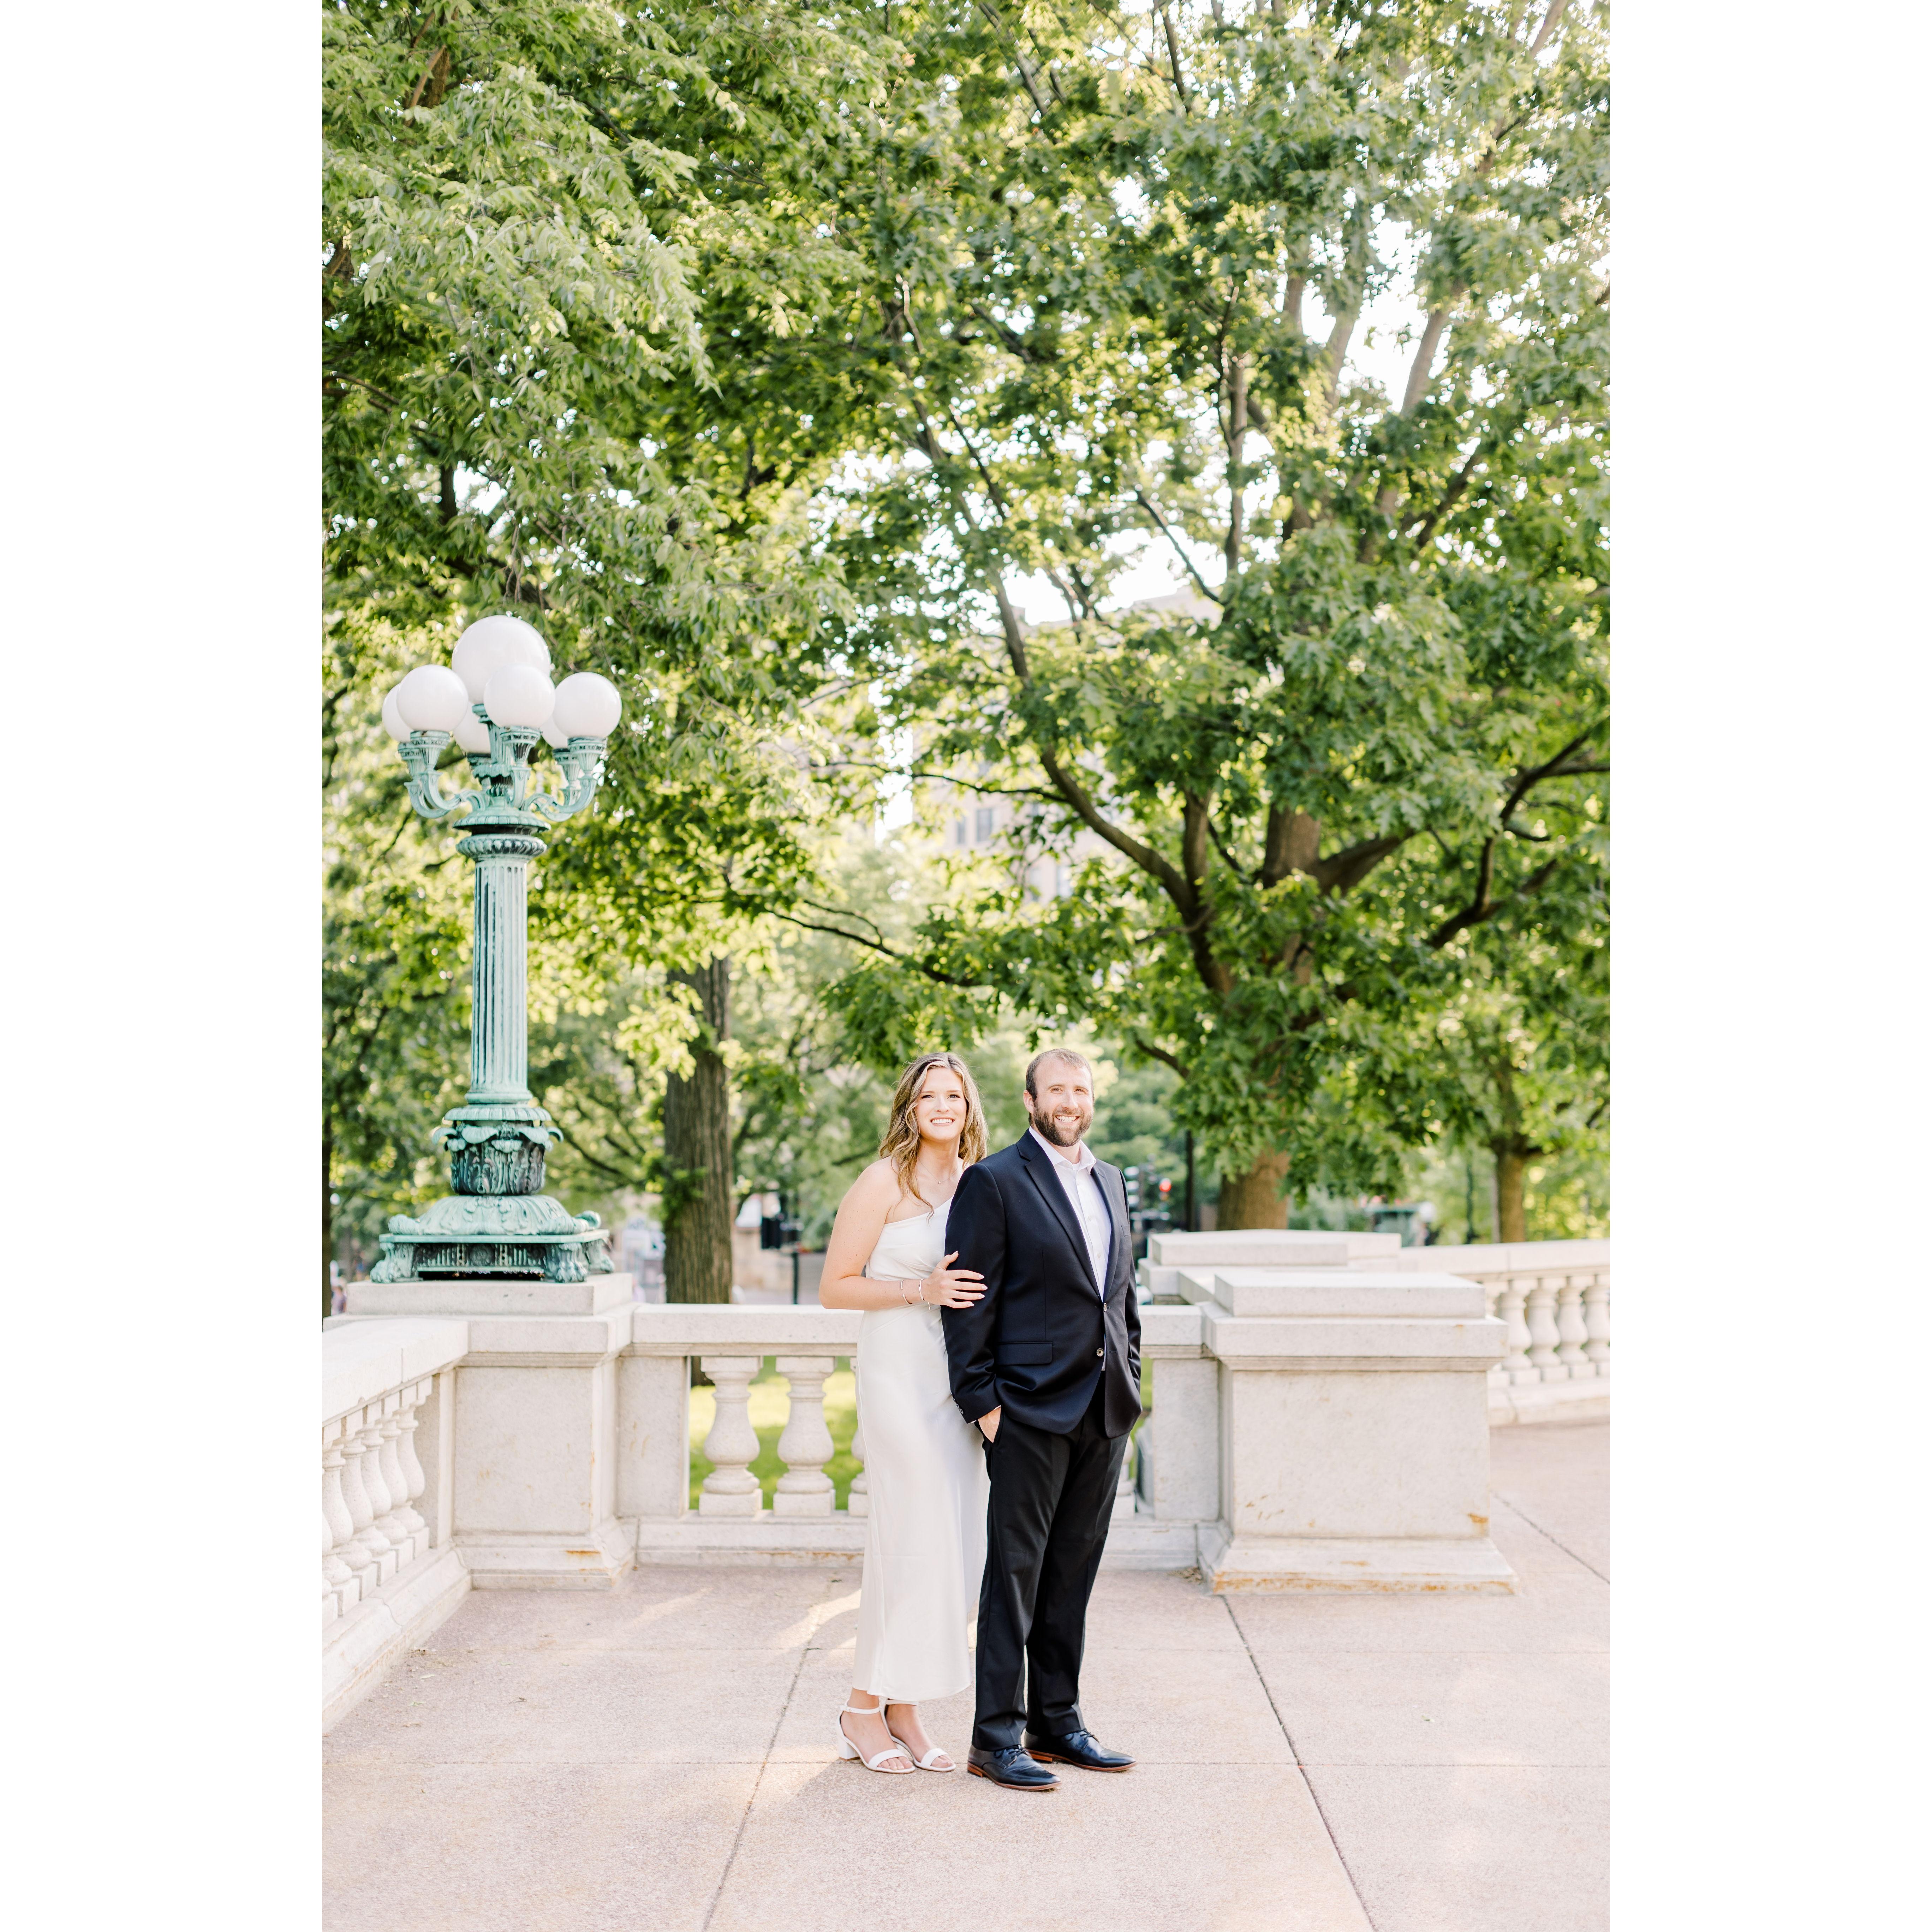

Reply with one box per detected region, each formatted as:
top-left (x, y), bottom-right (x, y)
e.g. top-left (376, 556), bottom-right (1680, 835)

top-left (325, 1419), bottom-right (1607, 1932)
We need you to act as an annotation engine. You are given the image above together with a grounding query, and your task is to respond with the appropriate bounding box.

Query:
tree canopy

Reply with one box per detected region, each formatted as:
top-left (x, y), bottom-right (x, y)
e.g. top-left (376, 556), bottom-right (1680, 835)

top-left (322, 0), bottom-right (1608, 1277)
top-left (772, 0), bottom-right (1609, 1217)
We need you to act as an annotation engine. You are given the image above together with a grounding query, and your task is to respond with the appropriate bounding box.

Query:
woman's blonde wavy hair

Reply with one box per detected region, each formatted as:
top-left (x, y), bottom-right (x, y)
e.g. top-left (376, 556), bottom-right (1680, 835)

top-left (878, 1052), bottom-right (988, 1205)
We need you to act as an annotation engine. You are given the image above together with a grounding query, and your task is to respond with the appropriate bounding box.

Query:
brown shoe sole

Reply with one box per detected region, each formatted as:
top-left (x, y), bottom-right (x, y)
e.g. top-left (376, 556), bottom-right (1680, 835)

top-left (967, 1762), bottom-right (1059, 1791)
top-left (1025, 1752), bottom-right (1135, 1772)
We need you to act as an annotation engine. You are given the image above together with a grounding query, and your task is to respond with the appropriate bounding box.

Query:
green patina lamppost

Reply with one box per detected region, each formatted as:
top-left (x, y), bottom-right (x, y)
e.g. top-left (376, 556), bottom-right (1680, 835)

top-left (370, 616), bottom-right (623, 1286)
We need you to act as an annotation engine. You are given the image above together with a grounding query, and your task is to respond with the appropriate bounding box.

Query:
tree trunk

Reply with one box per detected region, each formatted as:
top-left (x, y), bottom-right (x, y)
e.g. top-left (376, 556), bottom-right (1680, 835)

top-left (664, 955), bottom-right (734, 1304)
top-left (1493, 1141), bottom-right (1529, 1243)
top-left (1217, 1150), bottom-right (1291, 1228)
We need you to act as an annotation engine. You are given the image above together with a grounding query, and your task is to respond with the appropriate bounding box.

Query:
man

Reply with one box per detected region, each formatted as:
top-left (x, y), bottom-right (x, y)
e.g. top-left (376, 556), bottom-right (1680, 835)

top-left (941, 1048), bottom-right (1142, 1791)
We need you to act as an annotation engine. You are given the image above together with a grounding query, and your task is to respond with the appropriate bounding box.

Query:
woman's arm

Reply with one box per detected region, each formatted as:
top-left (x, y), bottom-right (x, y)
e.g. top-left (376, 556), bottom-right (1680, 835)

top-left (817, 1163), bottom-right (984, 1312)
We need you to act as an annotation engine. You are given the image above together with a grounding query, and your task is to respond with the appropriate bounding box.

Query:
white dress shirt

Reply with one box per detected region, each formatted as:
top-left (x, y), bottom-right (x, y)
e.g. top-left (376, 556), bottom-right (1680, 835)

top-left (1028, 1126), bottom-right (1111, 1297)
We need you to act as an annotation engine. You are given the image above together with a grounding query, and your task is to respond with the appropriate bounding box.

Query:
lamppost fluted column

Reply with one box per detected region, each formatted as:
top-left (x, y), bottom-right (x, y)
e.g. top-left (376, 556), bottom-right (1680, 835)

top-left (465, 829), bottom-right (543, 1105)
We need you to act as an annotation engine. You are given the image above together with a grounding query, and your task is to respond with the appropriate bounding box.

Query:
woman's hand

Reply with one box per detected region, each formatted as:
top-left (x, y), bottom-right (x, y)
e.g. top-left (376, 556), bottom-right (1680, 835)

top-left (918, 1251), bottom-right (985, 1308)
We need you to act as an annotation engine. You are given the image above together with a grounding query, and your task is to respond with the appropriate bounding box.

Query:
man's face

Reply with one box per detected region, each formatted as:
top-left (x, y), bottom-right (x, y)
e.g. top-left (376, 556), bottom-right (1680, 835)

top-left (1025, 1056), bottom-right (1095, 1149)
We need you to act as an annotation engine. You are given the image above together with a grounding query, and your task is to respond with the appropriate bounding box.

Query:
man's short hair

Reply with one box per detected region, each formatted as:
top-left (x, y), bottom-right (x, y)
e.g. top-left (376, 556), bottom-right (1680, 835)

top-left (1025, 1047), bottom-right (1093, 1098)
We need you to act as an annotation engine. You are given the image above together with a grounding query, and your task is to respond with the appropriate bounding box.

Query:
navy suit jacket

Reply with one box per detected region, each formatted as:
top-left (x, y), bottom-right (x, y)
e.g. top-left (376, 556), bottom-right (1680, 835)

top-left (941, 1134), bottom-right (1143, 1438)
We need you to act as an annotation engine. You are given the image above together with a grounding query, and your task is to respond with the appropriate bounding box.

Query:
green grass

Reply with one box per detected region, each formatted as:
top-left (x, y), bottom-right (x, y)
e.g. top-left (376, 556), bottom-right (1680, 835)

top-left (687, 1355), bottom-right (1155, 1512)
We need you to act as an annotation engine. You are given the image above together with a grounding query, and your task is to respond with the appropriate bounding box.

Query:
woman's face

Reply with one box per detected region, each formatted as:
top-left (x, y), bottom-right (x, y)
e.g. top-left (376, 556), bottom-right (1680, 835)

top-left (912, 1064), bottom-right (968, 1149)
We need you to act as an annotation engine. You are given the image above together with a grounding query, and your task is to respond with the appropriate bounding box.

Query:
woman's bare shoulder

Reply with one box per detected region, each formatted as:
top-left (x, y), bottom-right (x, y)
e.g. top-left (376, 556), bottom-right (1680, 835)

top-left (842, 1159), bottom-right (901, 1207)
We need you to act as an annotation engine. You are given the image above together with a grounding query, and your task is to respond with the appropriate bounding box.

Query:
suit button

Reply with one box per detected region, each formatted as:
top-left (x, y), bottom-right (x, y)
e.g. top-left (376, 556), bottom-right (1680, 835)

top-left (1096, 1348), bottom-right (1104, 1358)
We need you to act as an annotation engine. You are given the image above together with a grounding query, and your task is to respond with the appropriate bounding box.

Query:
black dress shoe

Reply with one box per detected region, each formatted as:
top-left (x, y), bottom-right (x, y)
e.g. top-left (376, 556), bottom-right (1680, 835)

top-left (966, 1746), bottom-right (1060, 1791)
top-left (1021, 1728), bottom-right (1135, 1772)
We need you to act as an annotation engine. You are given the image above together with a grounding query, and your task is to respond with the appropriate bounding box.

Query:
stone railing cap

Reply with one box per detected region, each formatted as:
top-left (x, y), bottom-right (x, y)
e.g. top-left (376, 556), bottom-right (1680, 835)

top-left (1147, 1229), bottom-right (1403, 1265)
top-left (322, 1317), bottom-right (469, 1423)
top-left (1384, 1239), bottom-right (1609, 1273)
top-left (626, 1304), bottom-right (864, 1354)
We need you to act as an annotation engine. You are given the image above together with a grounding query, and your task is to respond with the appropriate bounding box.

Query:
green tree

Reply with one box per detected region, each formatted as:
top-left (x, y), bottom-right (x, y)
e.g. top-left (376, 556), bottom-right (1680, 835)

top-left (802, 0), bottom-right (1607, 1222)
top-left (322, 0), bottom-right (898, 1296)
top-left (1429, 811), bottom-right (1608, 1239)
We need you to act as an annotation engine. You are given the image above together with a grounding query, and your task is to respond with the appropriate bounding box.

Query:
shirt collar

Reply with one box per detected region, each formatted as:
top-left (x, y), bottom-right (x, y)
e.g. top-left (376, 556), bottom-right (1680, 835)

top-left (1029, 1124), bottom-right (1095, 1174)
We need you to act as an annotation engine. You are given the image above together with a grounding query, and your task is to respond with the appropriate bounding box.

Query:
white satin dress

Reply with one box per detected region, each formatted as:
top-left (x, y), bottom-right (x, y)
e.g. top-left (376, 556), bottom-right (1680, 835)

top-left (851, 1201), bottom-right (990, 1703)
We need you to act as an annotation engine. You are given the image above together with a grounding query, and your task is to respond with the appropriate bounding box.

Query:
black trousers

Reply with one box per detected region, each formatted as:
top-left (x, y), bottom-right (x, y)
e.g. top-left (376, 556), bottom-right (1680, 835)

top-left (973, 1377), bottom-right (1129, 1753)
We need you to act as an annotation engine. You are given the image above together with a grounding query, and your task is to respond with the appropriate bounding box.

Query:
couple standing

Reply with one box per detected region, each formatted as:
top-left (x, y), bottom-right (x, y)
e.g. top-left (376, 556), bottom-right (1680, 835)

top-left (818, 1048), bottom-right (1141, 1791)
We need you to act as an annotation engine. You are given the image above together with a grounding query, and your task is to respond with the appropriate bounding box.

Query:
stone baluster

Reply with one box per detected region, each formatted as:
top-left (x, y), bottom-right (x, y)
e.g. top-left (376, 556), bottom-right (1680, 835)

top-left (1525, 1275), bottom-right (1563, 1381)
top-left (1582, 1271), bottom-right (1611, 1377)
top-left (773, 1356), bottom-right (837, 1517)
top-left (395, 1378), bottom-right (433, 1545)
top-left (350, 1406), bottom-right (398, 1584)
top-left (1111, 1433), bottom-right (1137, 1522)
top-left (376, 1397), bottom-right (419, 1565)
top-left (336, 1407), bottom-right (395, 1587)
top-left (847, 1368), bottom-right (869, 1518)
top-left (363, 1397), bottom-right (413, 1560)
top-left (1497, 1276), bottom-right (1538, 1385)
top-left (322, 1418), bottom-right (360, 1624)
top-left (1555, 1275), bottom-right (1591, 1379)
top-left (698, 1356), bottom-right (764, 1516)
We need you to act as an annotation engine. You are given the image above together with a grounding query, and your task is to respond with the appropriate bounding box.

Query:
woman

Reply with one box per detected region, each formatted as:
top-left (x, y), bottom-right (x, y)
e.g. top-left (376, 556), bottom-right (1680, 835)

top-left (818, 1051), bottom-right (991, 1775)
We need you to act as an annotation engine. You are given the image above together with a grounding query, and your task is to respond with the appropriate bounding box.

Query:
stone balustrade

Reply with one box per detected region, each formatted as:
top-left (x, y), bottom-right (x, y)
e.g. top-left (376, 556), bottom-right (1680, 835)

top-left (1384, 1240), bottom-right (1610, 1422)
top-left (1140, 1232), bottom-right (1610, 1425)
top-left (323, 1238), bottom-right (1608, 1722)
top-left (322, 1318), bottom-right (471, 1729)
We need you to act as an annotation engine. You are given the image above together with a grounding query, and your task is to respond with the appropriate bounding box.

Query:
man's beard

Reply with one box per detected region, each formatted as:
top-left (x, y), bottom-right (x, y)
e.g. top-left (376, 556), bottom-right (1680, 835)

top-left (1033, 1104), bottom-right (1091, 1149)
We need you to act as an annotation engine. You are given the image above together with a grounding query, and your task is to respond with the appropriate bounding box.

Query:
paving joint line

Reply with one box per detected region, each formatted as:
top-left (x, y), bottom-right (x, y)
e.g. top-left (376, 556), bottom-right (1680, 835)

top-left (697, 1570), bottom-right (841, 1932)
top-left (1219, 1594), bottom-right (1379, 1932)
top-left (1492, 1490), bottom-right (1609, 1584)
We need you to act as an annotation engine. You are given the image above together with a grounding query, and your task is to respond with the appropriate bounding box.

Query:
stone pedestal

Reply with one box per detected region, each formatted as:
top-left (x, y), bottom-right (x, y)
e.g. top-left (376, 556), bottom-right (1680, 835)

top-left (1193, 1269), bottom-right (1516, 1594)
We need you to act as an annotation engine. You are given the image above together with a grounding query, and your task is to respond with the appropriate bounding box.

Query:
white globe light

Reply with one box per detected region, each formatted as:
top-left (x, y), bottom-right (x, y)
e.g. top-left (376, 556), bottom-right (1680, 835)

top-left (395, 663), bottom-right (472, 734)
top-left (452, 614), bottom-right (551, 701)
top-left (542, 713), bottom-right (572, 750)
top-left (453, 708), bottom-right (493, 756)
top-left (550, 671), bottom-right (623, 740)
top-left (381, 686), bottom-right (410, 740)
top-left (483, 662), bottom-right (556, 730)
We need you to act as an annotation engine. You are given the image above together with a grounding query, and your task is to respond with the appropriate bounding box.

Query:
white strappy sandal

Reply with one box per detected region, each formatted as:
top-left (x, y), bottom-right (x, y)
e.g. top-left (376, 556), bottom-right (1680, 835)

top-left (836, 1704), bottom-right (915, 1774)
top-left (885, 1717), bottom-right (955, 1773)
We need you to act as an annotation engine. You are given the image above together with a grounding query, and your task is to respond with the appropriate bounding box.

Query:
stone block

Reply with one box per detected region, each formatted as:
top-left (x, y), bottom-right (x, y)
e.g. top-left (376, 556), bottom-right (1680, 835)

top-left (1147, 1229), bottom-right (1403, 1267)
top-left (1203, 1308), bottom-right (1507, 1364)
top-left (1202, 1268), bottom-right (1487, 1319)
top-left (626, 1304), bottom-right (863, 1354)
top-left (1201, 1525), bottom-right (1517, 1593)
top-left (342, 1270), bottom-right (636, 1317)
top-left (630, 1515), bottom-right (866, 1562)
top-left (1220, 1367), bottom-right (1497, 1542)
top-left (1139, 1301), bottom-right (1206, 1357)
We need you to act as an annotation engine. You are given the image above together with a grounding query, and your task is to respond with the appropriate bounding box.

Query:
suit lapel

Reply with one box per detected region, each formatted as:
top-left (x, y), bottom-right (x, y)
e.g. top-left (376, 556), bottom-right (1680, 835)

top-left (1016, 1134), bottom-right (1100, 1295)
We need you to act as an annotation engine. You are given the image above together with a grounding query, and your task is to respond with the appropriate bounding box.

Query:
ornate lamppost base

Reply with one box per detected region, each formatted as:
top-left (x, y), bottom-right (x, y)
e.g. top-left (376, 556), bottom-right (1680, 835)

top-left (372, 1194), bottom-right (613, 1283)
top-left (372, 1100), bottom-right (612, 1284)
